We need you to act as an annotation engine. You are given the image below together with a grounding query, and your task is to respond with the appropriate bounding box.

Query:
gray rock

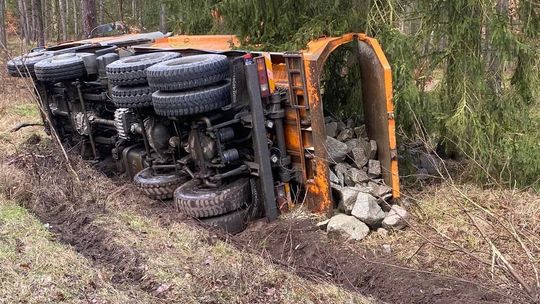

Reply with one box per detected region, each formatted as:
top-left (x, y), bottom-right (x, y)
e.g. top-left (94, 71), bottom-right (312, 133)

top-left (337, 121), bottom-right (347, 133)
top-left (376, 227), bottom-right (389, 237)
top-left (336, 187), bottom-right (360, 214)
top-left (317, 219), bottom-right (331, 230)
top-left (355, 183), bottom-right (374, 193)
top-left (345, 139), bottom-right (360, 152)
top-left (354, 125), bottom-right (367, 139)
top-left (349, 167), bottom-right (370, 184)
top-left (366, 140), bottom-right (378, 159)
top-left (416, 168), bottom-right (430, 180)
top-left (325, 122), bottom-right (338, 138)
top-left (382, 244), bottom-right (392, 254)
top-left (352, 145), bottom-right (369, 168)
top-left (334, 163), bottom-right (352, 186)
top-left (368, 182), bottom-right (392, 198)
top-left (351, 193), bottom-right (386, 227)
top-left (346, 118), bottom-right (355, 128)
top-left (326, 136), bottom-right (348, 163)
top-left (337, 128), bottom-right (355, 142)
top-left (329, 170), bottom-right (340, 184)
top-left (382, 205), bottom-right (410, 230)
top-left (367, 160), bottom-right (381, 177)
top-left (327, 214), bottom-right (370, 241)
top-left (420, 153), bottom-right (441, 175)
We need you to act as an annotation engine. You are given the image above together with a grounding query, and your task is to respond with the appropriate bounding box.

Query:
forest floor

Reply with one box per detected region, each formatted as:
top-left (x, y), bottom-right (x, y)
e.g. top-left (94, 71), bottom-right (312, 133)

top-left (0, 51), bottom-right (538, 303)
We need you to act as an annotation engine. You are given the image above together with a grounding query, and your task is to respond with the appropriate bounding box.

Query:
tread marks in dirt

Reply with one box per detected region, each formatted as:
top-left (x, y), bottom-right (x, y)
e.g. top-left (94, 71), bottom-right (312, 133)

top-left (235, 219), bottom-right (511, 304)
top-left (9, 154), bottom-right (160, 294)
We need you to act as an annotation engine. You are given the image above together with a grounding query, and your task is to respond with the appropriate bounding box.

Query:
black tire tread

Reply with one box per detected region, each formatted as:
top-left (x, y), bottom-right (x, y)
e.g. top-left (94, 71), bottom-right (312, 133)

top-left (174, 177), bottom-right (250, 218)
top-left (111, 85), bottom-right (155, 108)
top-left (134, 168), bottom-right (190, 200)
top-left (152, 80), bottom-right (231, 117)
top-left (106, 52), bottom-right (180, 87)
top-left (147, 54), bottom-right (229, 91)
top-left (201, 209), bottom-right (248, 234)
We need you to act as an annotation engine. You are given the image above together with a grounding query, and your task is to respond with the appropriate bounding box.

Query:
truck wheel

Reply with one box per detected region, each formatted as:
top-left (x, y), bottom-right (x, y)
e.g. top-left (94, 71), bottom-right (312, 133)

top-left (34, 53), bottom-right (93, 82)
top-left (111, 85), bottom-right (155, 108)
top-left (7, 51), bottom-right (54, 77)
top-left (152, 80), bottom-right (231, 117)
top-left (134, 167), bottom-right (190, 200)
top-left (147, 54), bottom-right (229, 91)
top-left (174, 177), bottom-right (250, 218)
top-left (201, 209), bottom-right (248, 234)
top-left (106, 52), bottom-right (181, 86)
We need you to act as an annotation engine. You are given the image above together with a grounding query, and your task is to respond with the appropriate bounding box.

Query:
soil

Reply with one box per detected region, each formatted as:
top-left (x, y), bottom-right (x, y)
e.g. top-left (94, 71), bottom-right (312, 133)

top-left (5, 148), bottom-right (522, 304)
top-left (236, 219), bottom-right (515, 304)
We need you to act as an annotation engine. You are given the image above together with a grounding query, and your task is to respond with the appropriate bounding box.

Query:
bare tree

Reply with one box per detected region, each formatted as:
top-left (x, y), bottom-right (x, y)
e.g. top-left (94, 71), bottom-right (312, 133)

top-left (17, 0), bottom-right (30, 45)
top-left (81, 0), bottom-right (97, 38)
top-left (0, 0), bottom-right (7, 47)
top-left (59, 0), bottom-right (67, 41)
top-left (97, 0), bottom-right (103, 24)
top-left (32, 0), bottom-right (44, 46)
top-left (72, 0), bottom-right (78, 39)
top-left (159, 0), bottom-right (166, 33)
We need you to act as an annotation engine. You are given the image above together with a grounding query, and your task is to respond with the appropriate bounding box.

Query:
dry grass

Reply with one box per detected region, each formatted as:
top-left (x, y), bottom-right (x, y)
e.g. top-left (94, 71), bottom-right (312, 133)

top-left (362, 182), bottom-right (540, 297)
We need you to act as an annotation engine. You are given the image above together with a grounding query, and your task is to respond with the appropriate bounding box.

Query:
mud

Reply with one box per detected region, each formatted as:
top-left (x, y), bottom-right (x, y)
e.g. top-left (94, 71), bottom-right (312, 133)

top-left (5, 148), bottom-right (522, 303)
top-left (237, 219), bottom-right (515, 304)
top-left (8, 152), bottom-right (159, 292)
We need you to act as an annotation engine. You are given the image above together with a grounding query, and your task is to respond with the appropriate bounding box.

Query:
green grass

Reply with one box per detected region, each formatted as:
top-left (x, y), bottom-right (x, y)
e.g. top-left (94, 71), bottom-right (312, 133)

top-left (11, 103), bottom-right (39, 118)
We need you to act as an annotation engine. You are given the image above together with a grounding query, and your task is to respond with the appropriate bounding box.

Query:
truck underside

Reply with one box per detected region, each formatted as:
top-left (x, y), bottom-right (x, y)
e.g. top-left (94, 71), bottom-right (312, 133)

top-left (7, 32), bottom-right (399, 233)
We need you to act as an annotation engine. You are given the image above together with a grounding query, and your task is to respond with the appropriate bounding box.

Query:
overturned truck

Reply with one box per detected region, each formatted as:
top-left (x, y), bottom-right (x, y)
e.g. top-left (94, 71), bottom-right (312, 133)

top-left (7, 32), bottom-right (400, 233)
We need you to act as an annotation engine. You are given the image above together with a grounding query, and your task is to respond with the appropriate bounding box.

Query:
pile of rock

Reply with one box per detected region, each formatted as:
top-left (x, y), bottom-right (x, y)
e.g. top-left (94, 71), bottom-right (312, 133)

top-left (323, 117), bottom-right (410, 241)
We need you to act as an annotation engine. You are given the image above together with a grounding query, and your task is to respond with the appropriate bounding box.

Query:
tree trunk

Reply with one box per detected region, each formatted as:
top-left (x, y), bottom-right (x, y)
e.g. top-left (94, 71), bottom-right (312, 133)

top-left (159, 0), bottom-right (166, 33)
top-left (59, 0), bottom-right (67, 41)
top-left (17, 0), bottom-right (29, 45)
top-left (30, 0), bottom-right (36, 41)
top-left (0, 0), bottom-right (6, 47)
top-left (97, 0), bottom-right (103, 24)
top-left (81, 0), bottom-right (97, 38)
top-left (119, 0), bottom-right (124, 23)
top-left (32, 0), bottom-right (44, 46)
top-left (72, 0), bottom-right (78, 39)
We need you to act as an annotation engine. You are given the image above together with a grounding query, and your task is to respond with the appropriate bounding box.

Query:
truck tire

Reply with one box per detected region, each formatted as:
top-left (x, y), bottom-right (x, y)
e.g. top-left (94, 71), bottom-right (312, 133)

top-left (174, 177), bottom-right (250, 218)
top-left (152, 80), bottom-right (231, 117)
top-left (7, 51), bottom-right (54, 77)
top-left (134, 167), bottom-right (190, 200)
top-left (201, 209), bottom-right (248, 234)
top-left (146, 54), bottom-right (229, 91)
top-left (111, 85), bottom-right (155, 108)
top-left (34, 53), bottom-right (93, 82)
top-left (106, 52), bottom-right (181, 86)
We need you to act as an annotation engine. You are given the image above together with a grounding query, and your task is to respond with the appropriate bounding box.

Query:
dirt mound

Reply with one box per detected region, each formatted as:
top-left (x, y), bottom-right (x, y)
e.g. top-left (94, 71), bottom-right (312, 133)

top-left (237, 219), bottom-right (512, 304)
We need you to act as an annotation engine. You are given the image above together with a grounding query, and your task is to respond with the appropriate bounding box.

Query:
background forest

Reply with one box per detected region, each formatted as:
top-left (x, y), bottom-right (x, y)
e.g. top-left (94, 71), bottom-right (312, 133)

top-left (0, 0), bottom-right (539, 189)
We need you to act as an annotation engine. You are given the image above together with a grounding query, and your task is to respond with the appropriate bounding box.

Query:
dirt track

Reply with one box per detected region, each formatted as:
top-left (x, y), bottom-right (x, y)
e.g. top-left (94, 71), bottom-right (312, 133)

top-left (5, 147), bottom-right (523, 304)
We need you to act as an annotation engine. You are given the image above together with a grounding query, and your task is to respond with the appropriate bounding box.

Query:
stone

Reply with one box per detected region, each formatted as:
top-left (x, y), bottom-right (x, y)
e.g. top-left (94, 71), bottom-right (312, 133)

top-left (346, 118), bottom-right (355, 128)
top-left (376, 228), bottom-right (389, 237)
top-left (327, 214), bottom-right (370, 241)
top-left (326, 136), bottom-right (348, 163)
top-left (419, 153), bottom-right (441, 175)
top-left (317, 219), bottom-right (331, 230)
top-left (367, 160), bottom-right (381, 177)
top-left (382, 244), bottom-right (392, 254)
top-left (352, 145), bottom-right (369, 168)
top-left (337, 128), bottom-right (354, 142)
top-left (355, 183), bottom-right (374, 194)
top-left (354, 125), bottom-right (367, 139)
top-left (351, 193), bottom-right (386, 227)
top-left (366, 140), bottom-right (378, 159)
top-left (337, 121), bottom-right (347, 133)
top-left (336, 187), bottom-right (360, 214)
top-left (345, 139), bottom-right (360, 152)
top-left (325, 122), bottom-right (339, 138)
top-left (368, 182), bottom-right (392, 199)
top-left (416, 168), bottom-right (430, 181)
top-left (334, 163), bottom-right (352, 186)
top-left (329, 170), bottom-right (340, 184)
top-left (349, 167), bottom-right (370, 184)
top-left (382, 205), bottom-right (410, 230)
